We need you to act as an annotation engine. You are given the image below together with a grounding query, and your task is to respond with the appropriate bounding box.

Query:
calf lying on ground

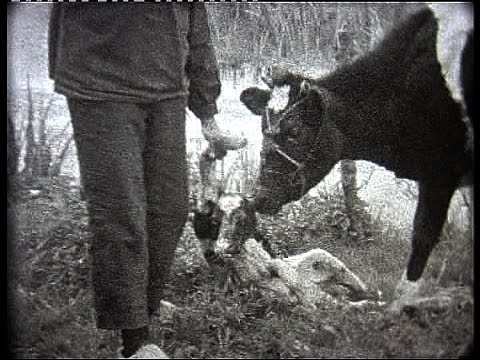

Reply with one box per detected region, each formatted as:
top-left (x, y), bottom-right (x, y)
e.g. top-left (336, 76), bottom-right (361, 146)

top-left (240, 6), bottom-right (473, 292)
top-left (191, 146), bottom-right (371, 304)
top-left (193, 194), bottom-right (274, 266)
top-left (194, 193), bottom-right (376, 308)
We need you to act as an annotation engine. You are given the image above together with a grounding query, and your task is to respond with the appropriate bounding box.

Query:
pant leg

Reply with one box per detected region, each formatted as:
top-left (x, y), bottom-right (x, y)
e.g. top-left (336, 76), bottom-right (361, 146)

top-left (143, 98), bottom-right (189, 314)
top-left (67, 98), bottom-right (150, 330)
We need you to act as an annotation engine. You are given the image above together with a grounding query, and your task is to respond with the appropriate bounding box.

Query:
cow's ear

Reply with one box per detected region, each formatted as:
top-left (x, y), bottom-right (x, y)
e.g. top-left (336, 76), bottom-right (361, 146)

top-left (240, 87), bottom-right (272, 116)
top-left (269, 66), bottom-right (305, 89)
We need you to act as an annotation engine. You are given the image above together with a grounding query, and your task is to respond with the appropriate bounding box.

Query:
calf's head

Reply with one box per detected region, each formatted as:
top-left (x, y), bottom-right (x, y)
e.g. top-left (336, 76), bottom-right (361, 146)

top-left (193, 194), bottom-right (257, 265)
top-left (215, 196), bottom-right (257, 257)
top-left (241, 75), bottom-right (340, 215)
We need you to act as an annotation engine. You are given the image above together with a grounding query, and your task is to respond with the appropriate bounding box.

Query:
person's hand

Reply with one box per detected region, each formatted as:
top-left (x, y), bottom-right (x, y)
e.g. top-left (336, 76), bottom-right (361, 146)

top-left (201, 116), bottom-right (248, 160)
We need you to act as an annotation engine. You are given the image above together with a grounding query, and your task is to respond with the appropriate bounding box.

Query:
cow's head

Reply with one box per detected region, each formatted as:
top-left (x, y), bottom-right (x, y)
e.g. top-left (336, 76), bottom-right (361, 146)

top-left (241, 69), bottom-right (340, 215)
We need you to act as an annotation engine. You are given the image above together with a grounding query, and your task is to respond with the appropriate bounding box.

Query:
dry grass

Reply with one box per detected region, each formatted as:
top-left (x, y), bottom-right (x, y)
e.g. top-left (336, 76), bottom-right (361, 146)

top-left (8, 174), bottom-right (473, 359)
top-left (8, 4), bottom-right (473, 357)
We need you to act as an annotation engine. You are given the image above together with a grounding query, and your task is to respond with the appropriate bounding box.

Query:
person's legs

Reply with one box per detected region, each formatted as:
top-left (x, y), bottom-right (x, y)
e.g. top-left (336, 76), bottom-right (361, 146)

top-left (67, 99), bottom-right (150, 333)
top-left (68, 97), bottom-right (188, 357)
top-left (143, 98), bottom-right (189, 316)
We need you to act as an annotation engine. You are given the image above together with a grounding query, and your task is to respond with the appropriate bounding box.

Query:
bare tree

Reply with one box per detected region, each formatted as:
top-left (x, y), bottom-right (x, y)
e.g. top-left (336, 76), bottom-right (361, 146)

top-left (22, 76), bottom-right (37, 187)
top-left (334, 5), bottom-right (365, 234)
top-left (37, 96), bottom-right (53, 177)
top-left (17, 75), bottom-right (75, 190)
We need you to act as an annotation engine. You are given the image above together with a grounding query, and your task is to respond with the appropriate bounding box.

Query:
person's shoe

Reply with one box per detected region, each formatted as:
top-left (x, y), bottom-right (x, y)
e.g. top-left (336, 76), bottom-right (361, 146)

top-left (119, 344), bottom-right (169, 359)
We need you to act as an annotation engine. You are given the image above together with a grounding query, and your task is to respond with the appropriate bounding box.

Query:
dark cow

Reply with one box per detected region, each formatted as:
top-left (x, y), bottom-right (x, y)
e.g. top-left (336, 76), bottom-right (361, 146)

top-left (240, 8), bottom-right (473, 284)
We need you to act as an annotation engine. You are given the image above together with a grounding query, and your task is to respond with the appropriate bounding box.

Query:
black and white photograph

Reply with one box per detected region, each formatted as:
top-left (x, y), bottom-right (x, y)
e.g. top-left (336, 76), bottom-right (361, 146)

top-left (7, 1), bottom-right (474, 358)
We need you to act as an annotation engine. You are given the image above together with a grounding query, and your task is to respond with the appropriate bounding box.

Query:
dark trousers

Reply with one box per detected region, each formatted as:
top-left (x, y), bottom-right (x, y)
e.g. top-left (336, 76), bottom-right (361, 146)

top-left (67, 98), bottom-right (189, 330)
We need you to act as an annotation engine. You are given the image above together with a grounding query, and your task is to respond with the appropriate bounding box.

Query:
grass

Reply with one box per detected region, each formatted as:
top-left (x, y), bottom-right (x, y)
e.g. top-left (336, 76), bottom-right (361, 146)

top-left (9, 4), bottom-right (473, 357)
top-left (8, 174), bottom-right (473, 359)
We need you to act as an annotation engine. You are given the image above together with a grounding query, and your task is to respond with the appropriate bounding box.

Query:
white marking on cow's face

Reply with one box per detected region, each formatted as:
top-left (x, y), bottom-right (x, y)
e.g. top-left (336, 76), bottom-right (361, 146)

top-left (267, 85), bottom-right (291, 113)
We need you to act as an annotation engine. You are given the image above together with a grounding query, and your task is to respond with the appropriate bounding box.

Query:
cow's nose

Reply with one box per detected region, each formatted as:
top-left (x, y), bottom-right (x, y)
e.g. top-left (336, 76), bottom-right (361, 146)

top-left (225, 242), bottom-right (242, 256)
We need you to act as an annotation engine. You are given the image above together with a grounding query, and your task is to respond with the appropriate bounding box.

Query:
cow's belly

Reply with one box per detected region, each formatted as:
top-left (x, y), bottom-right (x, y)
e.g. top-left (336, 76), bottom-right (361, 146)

top-left (363, 134), bottom-right (468, 183)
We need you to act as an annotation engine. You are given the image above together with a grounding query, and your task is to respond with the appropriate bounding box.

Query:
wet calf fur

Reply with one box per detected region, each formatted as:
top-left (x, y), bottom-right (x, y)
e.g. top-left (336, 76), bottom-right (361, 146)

top-left (193, 200), bottom-right (225, 263)
top-left (193, 195), bottom-right (274, 265)
top-left (240, 8), bottom-right (473, 283)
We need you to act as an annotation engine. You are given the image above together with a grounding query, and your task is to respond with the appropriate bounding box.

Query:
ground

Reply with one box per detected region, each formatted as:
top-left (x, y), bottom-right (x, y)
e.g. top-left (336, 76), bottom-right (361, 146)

top-left (8, 176), bottom-right (473, 358)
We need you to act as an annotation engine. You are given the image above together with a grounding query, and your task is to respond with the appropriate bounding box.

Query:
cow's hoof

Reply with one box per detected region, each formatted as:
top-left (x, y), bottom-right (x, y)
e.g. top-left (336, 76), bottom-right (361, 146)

top-left (387, 276), bottom-right (425, 316)
top-left (393, 274), bottom-right (424, 299)
top-left (389, 284), bottom-right (473, 317)
top-left (387, 298), bottom-right (406, 316)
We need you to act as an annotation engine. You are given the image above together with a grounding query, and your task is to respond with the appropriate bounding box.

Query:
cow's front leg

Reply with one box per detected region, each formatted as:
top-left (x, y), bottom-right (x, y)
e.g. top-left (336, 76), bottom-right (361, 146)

top-left (390, 178), bottom-right (456, 311)
top-left (406, 178), bottom-right (456, 282)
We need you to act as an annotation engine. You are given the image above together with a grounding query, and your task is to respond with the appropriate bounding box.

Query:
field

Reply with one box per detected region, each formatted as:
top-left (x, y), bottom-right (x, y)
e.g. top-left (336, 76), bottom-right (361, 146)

top-left (8, 79), bottom-right (474, 357)
top-left (8, 74), bottom-right (474, 360)
top-left (8, 3), bottom-right (473, 358)
top-left (8, 161), bottom-right (473, 358)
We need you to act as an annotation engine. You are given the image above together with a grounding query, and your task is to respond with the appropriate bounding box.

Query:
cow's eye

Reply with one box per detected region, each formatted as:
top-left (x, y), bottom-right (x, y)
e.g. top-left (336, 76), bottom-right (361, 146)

top-left (287, 126), bottom-right (300, 137)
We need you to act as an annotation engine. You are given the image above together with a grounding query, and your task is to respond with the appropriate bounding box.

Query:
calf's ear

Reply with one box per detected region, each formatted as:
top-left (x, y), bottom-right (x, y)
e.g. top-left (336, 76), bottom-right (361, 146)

top-left (240, 87), bottom-right (272, 116)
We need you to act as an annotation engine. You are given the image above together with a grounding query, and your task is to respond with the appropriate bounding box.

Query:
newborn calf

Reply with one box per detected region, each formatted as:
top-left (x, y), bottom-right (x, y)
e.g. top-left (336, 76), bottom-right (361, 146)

top-left (193, 194), bottom-right (274, 266)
